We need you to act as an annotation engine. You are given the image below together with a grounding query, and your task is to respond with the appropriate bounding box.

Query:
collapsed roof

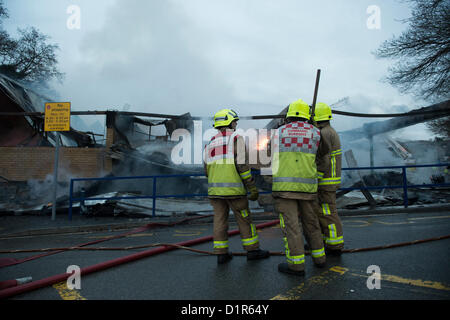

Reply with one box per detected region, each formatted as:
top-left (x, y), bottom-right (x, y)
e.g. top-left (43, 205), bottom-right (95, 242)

top-left (0, 73), bottom-right (97, 147)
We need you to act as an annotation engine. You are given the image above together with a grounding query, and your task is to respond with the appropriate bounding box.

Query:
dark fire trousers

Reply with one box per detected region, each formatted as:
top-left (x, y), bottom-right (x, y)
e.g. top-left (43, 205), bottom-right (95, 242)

top-left (316, 190), bottom-right (344, 250)
top-left (274, 197), bottom-right (326, 271)
top-left (210, 197), bottom-right (260, 254)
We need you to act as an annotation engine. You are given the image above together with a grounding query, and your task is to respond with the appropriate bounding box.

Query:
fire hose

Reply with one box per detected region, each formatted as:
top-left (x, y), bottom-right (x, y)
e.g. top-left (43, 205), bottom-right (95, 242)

top-left (0, 214), bottom-right (214, 268)
top-left (0, 220), bottom-right (278, 299)
top-left (1, 234), bottom-right (449, 255)
top-left (0, 218), bottom-right (449, 299)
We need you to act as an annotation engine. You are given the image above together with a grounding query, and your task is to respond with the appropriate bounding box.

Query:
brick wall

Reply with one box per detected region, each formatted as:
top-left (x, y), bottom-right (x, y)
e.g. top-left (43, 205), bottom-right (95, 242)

top-left (0, 147), bottom-right (111, 181)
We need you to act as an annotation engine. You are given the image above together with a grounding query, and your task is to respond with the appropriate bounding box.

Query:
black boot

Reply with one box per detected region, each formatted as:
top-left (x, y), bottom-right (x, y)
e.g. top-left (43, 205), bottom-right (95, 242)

top-left (278, 263), bottom-right (305, 276)
top-left (217, 252), bottom-right (233, 264)
top-left (247, 249), bottom-right (270, 260)
top-left (325, 248), bottom-right (342, 256)
top-left (314, 261), bottom-right (327, 268)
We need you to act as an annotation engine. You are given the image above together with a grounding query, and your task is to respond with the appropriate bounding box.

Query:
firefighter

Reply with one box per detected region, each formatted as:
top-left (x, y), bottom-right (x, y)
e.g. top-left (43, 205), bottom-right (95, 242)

top-left (314, 102), bottom-right (344, 255)
top-left (204, 108), bottom-right (270, 264)
top-left (272, 99), bottom-right (329, 276)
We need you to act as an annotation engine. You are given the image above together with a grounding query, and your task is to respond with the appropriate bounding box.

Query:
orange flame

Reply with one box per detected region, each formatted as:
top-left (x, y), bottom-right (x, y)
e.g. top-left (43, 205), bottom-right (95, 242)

top-left (257, 137), bottom-right (269, 151)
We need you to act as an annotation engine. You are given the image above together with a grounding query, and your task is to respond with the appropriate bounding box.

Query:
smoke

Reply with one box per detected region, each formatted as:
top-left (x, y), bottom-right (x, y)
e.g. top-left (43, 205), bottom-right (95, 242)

top-left (341, 132), bottom-right (445, 187)
top-left (327, 94), bottom-right (448, 188)
top-left (22, 164), bottom-right (93, 211)
top-left (63, 0), bottom-right (236, 117)
top-left (333, 95), bottom-right (414, 132)
top-left (26, 174), bottom-right (68, 204)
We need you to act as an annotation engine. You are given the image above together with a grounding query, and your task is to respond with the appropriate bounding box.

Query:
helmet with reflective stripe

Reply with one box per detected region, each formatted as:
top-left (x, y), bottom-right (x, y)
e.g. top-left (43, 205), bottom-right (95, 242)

top-left (286, 99), bottom-right (310, 120)
top-left (213, 109), bottom-right (239, 128)
top-left (314, 102), bottom-right (333, 121)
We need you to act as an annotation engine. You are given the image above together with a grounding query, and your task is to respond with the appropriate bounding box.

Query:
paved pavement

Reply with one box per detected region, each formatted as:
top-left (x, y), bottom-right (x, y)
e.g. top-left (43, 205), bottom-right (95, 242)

top-left (2, 203), bottom-right (448, 237)
top-left (0, 206), bottom-right (449, 303)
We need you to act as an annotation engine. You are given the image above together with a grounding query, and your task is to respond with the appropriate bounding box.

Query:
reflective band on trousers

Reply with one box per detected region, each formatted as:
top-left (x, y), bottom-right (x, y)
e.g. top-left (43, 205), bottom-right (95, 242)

top-left (208, 182), bottom-right (245, 188)
top-left (318, 177), bottom-right (341, 185)
top-left (272, 177), bottom-right (317, 184)
top-left (329, 224), bottom-right (337, 238)
top-left (325, 224), bottom-right (344, 245)
top-left (321, 203), bottom-right (331, 215)
top-left (287, 254), bottom-right (305, 265)
top-left (325, 236), bottom-right (344, 245)
top-left (250, 224), bottom-right (256, 237)
top-left (214, 240), bottom-right (228, 249)
top-left (241, 223), bottom-right (258, 246)
top-left (239, 170), bottom-right (252, 180)
top-left (311, 247), bottom-right (325, 258)
top-left (283, 236), bottom-right (305, 265)
top-left (242, 235), bottom-right (259, 246)
top-left (279, 214), bottom-right (285, 228)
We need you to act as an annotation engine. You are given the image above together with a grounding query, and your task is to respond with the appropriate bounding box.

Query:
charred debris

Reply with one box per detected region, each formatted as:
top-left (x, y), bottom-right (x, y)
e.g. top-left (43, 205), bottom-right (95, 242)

top-left (0, 73), bottom-right (206, 217)
top-left (0, 74), bottom-right (449, 217)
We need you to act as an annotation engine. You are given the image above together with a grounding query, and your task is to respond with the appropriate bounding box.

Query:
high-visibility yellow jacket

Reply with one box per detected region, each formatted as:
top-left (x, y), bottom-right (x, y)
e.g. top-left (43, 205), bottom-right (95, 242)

top-left (316, 122), bottom-right (342, 191)
top-left (204, 130), bottom-right (254, 197)
top-left (272, 121), bottom-right (322, 194)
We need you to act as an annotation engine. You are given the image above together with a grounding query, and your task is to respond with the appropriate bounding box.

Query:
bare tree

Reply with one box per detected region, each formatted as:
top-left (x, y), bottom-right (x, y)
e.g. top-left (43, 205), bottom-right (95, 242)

top-left (0, 27), bottom-right (64, 83)
top-left (0, 1), bottom-right (14, 59)
top-left (375, 0), bottom-right (450, 101)
top-left (0, 1), bottom-right (64, 86)
top-left (426, 116), bottom-right (450, 138)
top-left (0, 0), bottom-right (6, 19)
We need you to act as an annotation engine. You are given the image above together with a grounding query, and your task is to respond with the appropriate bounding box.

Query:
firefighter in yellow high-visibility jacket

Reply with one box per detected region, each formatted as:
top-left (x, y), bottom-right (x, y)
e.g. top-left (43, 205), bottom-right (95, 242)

top-left (271, 99), bottom-right (329, 276)
top-left (204, 108), bottom-right (270, 264)
top-left (314, 102), bottom-right (344, 255)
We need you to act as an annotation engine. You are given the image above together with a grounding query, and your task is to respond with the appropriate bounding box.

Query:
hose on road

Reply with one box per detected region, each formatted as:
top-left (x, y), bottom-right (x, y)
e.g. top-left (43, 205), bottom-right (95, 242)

top-left (0, 214), bottom-right (214, 268)
top-left (1, 233), bottom-right (449, 256)
top-left (1, 217), bottom-right (449, 300)
top-left (0, 220), bottom-right (279, 299)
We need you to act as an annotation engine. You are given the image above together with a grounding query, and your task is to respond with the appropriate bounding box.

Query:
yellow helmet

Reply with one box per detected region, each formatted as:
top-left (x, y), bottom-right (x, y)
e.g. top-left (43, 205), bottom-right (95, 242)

top-left (314, 102), bottom-right (333, 121)
top-left (213, 108), bottom-right (239, 128)
top-left (286, 99), bottom-right (311, 120)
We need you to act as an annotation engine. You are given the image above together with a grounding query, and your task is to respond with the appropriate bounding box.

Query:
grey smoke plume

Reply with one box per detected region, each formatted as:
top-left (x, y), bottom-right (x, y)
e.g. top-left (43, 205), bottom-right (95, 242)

top-left (70, 0), bottom-right (236, 116)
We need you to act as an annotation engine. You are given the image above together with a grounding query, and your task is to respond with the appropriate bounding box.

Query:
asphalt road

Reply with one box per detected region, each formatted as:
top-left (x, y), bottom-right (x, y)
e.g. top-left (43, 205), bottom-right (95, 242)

top-left (1, 210), bottom-right (449, 301)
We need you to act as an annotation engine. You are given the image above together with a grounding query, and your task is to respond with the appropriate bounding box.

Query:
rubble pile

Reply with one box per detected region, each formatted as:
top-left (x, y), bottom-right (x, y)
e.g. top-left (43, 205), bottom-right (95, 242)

top-left (1, 167), bottom-right (449, 216)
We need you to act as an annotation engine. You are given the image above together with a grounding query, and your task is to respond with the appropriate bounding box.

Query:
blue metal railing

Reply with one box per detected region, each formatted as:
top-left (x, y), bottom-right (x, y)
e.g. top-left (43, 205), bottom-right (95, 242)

top-left (68, 163), bottom-right (450, 220)
top-left (68, 173), bottom-right (206, 220)
top-left (340, 163), bottom-right (450, 208)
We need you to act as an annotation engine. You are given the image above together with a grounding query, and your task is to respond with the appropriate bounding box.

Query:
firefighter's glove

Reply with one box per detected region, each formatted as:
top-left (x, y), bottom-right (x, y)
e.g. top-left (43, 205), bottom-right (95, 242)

top-left (248, 185), bottom-right (259, 201)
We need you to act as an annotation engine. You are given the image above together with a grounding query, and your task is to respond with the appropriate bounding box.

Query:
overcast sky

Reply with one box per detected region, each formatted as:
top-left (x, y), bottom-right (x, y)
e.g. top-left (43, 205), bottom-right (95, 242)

top-left (3, 0), bottom-right (435, 139)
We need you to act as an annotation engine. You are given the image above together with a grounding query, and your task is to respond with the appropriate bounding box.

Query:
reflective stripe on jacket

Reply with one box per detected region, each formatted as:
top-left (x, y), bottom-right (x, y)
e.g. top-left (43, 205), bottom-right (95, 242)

top-left (272, 121), bottom-right (321, 193)
top-left (205, 131), bottom-right (247, 196)
top-left (317, 123), bottom-right (342, 191)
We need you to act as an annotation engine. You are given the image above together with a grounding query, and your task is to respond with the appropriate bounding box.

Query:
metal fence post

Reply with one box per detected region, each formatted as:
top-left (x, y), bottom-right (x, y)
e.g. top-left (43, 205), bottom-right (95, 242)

top-left (51, 132), bottom-right (60, 221)
top-left (69, 179), bottom-right (73, 221)
top-left (152, 177), bottom-right (157, 217)
top-left (64, 164), bottom-right (449, 222)
top-left (402, 167), bottom-right (408, 208)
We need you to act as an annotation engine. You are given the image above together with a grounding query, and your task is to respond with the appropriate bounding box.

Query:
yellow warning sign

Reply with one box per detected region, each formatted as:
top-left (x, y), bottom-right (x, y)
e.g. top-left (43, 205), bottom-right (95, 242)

top-left (44, 102), bottom-right (71, 132)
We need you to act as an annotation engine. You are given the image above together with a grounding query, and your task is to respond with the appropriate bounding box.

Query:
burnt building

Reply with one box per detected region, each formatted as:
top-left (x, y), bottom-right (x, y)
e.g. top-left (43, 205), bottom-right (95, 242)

top-left (0, 74), bottom-right (110, 183)
top-left (0, 74), bottom-right (201, 212)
